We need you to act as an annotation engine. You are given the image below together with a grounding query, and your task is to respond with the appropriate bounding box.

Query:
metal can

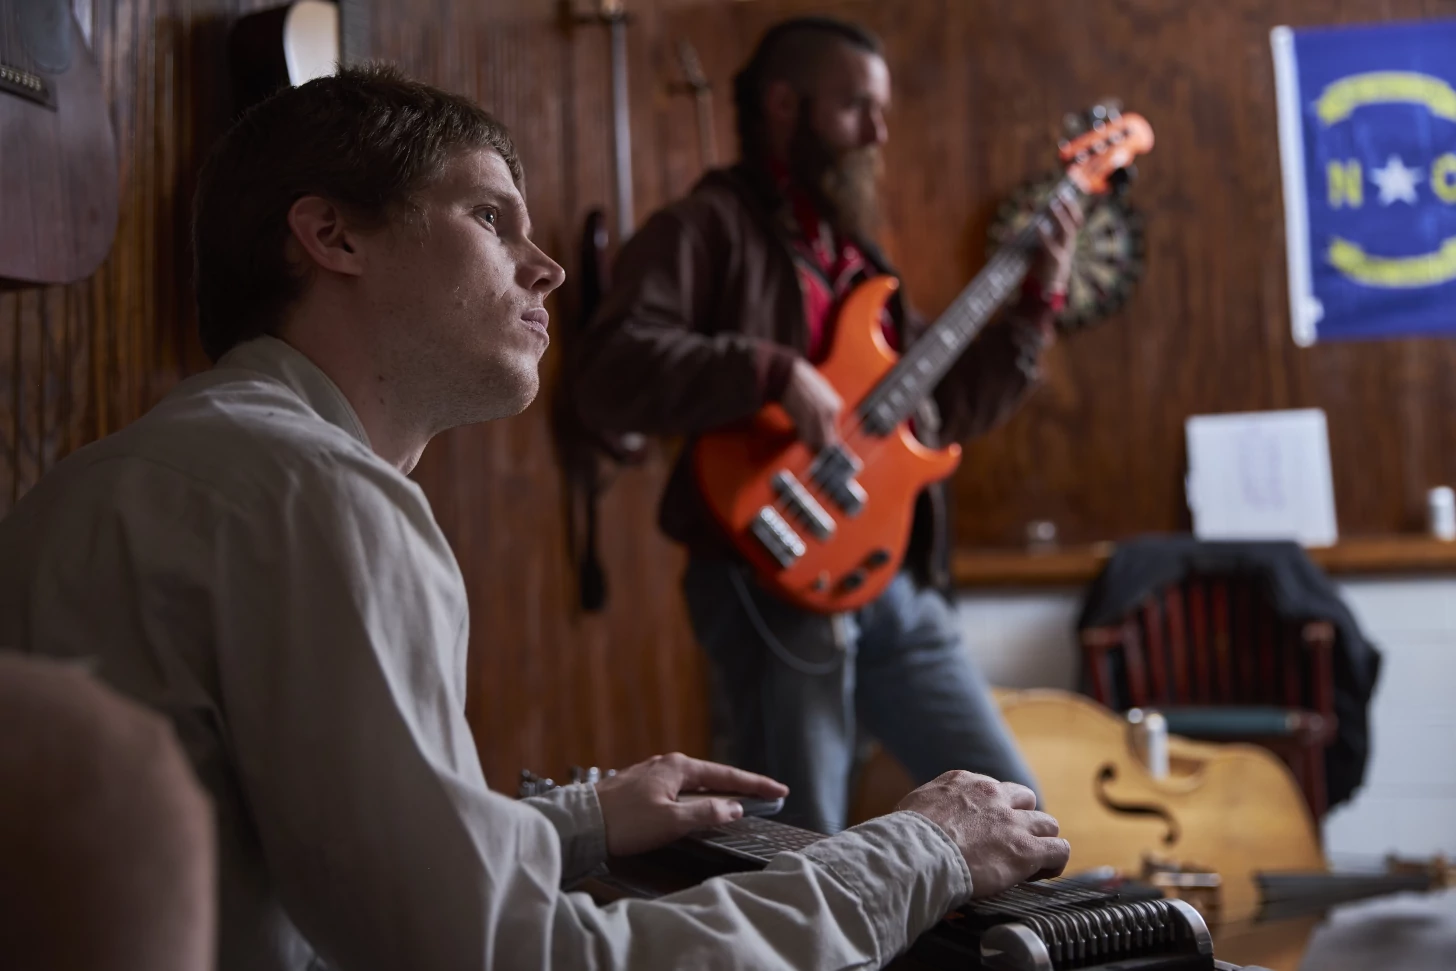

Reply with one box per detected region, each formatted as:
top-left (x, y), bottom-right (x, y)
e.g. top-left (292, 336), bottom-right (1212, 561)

top-left (1428, 486), bottom-right (1456, 541)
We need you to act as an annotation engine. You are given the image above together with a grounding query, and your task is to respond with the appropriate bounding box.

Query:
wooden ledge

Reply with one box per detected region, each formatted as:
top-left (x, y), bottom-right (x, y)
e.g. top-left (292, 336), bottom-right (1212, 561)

top-left (952, 535), bottom-right (1456, 589)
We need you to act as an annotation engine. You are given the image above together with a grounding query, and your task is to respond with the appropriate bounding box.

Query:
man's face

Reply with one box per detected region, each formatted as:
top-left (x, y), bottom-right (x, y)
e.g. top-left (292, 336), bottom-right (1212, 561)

top-left (361, 148), bottom-right (565, 428)
top-left (803, 44), bottom-right (891, 156)
top-left (789, 44), bottom-right (891, 237)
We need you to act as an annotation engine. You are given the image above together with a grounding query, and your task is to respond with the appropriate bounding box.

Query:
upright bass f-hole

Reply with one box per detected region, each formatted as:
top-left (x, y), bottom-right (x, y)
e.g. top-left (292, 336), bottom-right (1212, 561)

top-left (1095, 763), bottom-right (1181, 846)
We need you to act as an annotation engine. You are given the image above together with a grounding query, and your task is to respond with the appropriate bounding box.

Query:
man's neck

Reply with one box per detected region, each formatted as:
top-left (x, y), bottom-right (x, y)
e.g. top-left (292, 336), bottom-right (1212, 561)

top-left (274, 320), bottom-right (432, 475)
top-left (764, 155), bottom-right (835, 251)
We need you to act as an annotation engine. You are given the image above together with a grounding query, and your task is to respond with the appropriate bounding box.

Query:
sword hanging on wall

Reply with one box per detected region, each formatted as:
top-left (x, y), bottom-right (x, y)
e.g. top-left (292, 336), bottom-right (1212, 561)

top-left (572, 0), bottom-right (635, 240)
top-left (607, 6), bottom-right (634, 239)
top-left (673, 39), bottom-right (716, 171)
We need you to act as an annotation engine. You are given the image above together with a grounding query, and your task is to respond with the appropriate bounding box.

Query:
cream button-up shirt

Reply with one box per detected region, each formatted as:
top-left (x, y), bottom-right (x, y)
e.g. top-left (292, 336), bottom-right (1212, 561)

top-left (0, 336), bottom-right (972, 970)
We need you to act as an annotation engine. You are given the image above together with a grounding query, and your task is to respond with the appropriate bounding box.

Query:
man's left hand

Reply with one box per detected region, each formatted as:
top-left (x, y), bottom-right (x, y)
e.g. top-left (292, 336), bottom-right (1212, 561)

top-left (1032, 195), bottom-right (1085, 294)
top-left (594, 752), bottom-right (789, 857)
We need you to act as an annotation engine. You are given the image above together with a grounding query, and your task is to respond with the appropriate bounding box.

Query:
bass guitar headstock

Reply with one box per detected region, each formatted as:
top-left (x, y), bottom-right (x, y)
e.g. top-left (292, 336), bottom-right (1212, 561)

top-left (1059, 100), bottom-right (1154, 196)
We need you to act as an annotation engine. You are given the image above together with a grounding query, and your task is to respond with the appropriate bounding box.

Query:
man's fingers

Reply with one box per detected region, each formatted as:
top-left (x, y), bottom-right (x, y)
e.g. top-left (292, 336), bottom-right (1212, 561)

top-left (1000, 781), bottom-right (1038, 811)
top-left (1023, 810), bottom-right (1060, 838)
top-left (678, 758), bottom-right (789, 799)
top-left (817, 410), bottom-right (840, 447)
top-left (1060, 195), bottom-right (1085, 228)
top-left (676, 795), bottom-right (744, 831)
top-left (1055, 206), bottom-right (1078, 239)
top-left (1037, 216), bottom-right (1056, 247)
top-left (1050, 199), bottom-right (1079, 241)
top-left (1041, 197), bottom-right (1082, 246)
top-left (1035, 837), bottom-right (1072, 879)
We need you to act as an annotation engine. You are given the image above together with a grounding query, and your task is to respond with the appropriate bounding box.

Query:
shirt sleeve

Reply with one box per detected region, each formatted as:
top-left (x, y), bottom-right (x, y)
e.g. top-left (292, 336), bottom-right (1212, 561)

top-left (522, 784), bottom-right (610, 885)
top-left (212, 453), bottom-right (970, 970)
top-left (571, 204), bottom-right (799, 438)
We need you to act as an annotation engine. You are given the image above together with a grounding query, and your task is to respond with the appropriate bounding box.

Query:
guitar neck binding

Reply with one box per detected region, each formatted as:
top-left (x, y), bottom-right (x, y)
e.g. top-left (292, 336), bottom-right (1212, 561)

top-left (0, 63), bottom-right (54, 109)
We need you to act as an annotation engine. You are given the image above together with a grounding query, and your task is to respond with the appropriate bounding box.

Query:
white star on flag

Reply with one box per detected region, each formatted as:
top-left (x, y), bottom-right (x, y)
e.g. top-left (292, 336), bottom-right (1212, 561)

top-left (1370, 155), bottom-right (1423, 205)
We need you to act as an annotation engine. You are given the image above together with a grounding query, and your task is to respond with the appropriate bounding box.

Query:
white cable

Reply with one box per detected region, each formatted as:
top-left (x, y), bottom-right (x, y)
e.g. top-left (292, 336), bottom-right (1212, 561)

top-left (728, 568), bottom-right (846, 677)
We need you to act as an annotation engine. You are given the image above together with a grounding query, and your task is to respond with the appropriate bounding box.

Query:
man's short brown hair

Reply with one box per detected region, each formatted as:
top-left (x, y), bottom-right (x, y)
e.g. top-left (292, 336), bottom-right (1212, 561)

top-left (192, 65), bottom-right (522, 361)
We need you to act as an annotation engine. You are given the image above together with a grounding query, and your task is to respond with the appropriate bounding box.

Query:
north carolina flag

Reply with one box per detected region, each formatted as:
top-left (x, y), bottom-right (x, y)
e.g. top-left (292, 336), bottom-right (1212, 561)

top-left (1273, 19), bottom-right (1456, 345)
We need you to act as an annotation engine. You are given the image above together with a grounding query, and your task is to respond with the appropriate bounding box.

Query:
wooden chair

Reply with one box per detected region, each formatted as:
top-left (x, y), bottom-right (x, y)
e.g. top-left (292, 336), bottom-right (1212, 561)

top-left (1080, 573), bottom-right (1338, 822)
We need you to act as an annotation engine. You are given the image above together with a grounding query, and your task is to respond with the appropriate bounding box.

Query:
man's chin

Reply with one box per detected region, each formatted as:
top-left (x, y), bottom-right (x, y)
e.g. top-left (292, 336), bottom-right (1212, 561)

top-left (434, 360), bottom-right (540, 428)
top-left (488, 365), bottom-right (541, 420)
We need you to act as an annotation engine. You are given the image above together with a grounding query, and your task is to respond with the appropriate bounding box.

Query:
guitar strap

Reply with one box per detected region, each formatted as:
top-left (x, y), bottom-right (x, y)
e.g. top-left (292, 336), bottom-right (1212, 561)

top-left (555, 210), bottom-right (645, 613)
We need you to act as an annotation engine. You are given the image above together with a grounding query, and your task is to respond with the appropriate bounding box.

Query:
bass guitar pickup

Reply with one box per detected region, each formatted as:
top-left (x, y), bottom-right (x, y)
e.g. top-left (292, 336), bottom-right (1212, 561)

top-left (809, 444), bottom-right (867, 516)
top-left (770, 471), bottom-right (836, 541)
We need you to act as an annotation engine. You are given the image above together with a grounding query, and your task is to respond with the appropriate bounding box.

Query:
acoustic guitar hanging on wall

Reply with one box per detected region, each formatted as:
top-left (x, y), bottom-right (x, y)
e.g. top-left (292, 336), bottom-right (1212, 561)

top-left (0, 0), bottom-right (119, 285)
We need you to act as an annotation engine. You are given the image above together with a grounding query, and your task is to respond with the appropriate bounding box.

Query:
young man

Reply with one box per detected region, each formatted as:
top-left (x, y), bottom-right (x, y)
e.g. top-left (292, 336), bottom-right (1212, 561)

top-left (573, 18), bottom-right (1083, 835)
top-left (0, 67), bottom-right (1067, 969)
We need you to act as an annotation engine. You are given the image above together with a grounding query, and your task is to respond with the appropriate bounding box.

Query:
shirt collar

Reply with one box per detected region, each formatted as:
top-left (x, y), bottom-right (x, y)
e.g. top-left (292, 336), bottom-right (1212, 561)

top-left (216, 336), bottom-right (372, 450)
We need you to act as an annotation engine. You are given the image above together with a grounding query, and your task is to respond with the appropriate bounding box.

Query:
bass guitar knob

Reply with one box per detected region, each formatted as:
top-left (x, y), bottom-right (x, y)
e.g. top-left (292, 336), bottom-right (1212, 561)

top-left (864, 548), bottom-right (892, 570)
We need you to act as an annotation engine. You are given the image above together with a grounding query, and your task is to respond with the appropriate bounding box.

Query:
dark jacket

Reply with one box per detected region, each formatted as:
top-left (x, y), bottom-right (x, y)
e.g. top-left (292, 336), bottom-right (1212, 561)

top-left (573, 164), bottom-right (1048, 590)
top-left (1076, 536), bottom-right (1382, 810)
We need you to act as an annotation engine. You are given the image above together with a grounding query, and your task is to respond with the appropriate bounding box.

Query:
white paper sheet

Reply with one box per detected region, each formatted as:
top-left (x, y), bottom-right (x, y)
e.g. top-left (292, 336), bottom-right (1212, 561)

top-left (1185, 408), bottom-right (1339, 547)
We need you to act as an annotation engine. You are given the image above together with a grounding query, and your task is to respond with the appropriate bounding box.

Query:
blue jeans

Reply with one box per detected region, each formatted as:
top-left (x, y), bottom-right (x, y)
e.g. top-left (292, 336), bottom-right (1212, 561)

top-left (682, 557), bottom-right (1037, 834)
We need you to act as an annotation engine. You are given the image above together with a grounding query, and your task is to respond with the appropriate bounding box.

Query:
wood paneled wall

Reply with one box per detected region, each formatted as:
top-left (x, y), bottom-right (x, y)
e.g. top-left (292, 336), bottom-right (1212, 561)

top-left (4, 0), bottom-right (1456, 786)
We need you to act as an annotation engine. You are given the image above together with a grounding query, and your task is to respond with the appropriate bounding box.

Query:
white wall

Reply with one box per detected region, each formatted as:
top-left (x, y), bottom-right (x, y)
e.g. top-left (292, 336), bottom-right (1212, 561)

top-left (955, 576), bottom-right (1456, 860)
top-left (1323, 579), bottom-right (1456, 863)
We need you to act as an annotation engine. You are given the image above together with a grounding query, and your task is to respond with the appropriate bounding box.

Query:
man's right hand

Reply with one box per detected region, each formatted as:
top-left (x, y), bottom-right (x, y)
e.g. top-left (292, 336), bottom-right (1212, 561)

top-left (896, 771), bottom-right (1070, 899)
top-left (780, 358), bottom-right (842, 450)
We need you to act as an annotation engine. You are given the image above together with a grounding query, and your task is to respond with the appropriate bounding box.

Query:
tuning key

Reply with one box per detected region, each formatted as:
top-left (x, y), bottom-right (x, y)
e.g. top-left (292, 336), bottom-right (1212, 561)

top-left (518, 769), bottom-right (557, 797)
top-left (569, 765), bottom-right (603, 785)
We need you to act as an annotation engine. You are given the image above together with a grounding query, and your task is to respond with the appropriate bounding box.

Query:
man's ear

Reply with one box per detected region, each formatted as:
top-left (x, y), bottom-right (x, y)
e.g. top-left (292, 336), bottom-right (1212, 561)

top-left (763, 79), bottom-right (801, 132)
top-left (285, 195), bottom-right (365, 277)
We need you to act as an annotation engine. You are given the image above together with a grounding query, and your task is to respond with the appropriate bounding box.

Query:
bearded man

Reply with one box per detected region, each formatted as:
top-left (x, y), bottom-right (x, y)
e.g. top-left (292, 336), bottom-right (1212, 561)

top-left (574, 16), bottom-right (1082, 835)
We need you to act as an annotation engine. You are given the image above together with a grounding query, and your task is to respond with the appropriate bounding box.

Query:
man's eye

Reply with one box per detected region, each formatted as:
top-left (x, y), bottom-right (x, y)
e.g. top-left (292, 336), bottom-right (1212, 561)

top-left (479, 207), bottom-right (499, 227)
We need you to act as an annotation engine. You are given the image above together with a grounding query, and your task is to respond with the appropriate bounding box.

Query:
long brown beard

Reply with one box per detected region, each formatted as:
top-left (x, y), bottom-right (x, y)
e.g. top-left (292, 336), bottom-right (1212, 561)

top-left (787, 110), bottom-right (883, 240)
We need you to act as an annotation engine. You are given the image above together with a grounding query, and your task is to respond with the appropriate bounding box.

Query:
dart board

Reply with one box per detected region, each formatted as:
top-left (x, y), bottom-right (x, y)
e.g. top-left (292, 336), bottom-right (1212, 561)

top-left (988, 176), bottom-right (1146, 334)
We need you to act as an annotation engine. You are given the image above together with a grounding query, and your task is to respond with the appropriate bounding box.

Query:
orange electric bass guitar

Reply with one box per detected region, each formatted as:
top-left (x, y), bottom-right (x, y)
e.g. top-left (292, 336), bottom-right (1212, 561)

top-left (695, 103), bottom-right (1154, 613)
